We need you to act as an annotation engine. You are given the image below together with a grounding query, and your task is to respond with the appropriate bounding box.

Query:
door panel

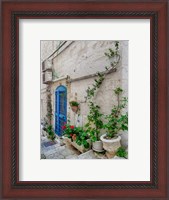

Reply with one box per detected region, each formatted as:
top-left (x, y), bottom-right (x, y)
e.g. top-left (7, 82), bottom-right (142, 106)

top-left (55, 86), bottom-right (67, 136)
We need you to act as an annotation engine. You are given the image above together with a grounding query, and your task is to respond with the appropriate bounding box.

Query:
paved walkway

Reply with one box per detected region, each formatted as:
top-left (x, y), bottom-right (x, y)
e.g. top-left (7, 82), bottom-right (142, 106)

top-left (41, 136), bottom-right (107, 159)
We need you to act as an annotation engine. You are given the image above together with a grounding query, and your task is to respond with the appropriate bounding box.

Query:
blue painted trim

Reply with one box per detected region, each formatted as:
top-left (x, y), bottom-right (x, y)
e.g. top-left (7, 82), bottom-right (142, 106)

top-left (57, 90), bottom-right (60, 135)
top-left (55, 85), bottom-right (67, 136)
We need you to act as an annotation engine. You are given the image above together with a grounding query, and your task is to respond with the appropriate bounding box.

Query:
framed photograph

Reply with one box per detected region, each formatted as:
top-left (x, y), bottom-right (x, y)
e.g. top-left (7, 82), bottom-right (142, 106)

top-left (1, 1), bottom-right (168, 199)
top-left (40, 40), bottom-right (128, 160)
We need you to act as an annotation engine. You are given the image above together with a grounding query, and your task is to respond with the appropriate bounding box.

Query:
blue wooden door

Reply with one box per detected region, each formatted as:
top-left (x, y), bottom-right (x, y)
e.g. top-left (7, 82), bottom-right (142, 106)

top-left (55, 86), bottom-right (67, 136)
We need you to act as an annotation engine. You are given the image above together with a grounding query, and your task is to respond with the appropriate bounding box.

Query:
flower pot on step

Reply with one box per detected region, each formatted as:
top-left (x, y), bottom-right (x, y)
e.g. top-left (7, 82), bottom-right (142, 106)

top-left (92, 141), bottom-right (104, 152)
top-left (100, 134), bottom-right (121, 158)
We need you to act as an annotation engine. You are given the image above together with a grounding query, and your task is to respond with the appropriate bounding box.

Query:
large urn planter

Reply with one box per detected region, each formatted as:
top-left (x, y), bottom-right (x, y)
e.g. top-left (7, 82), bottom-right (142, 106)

top-left (100, 134), bottom-right (121, 158)
top-left (92, 141), bottom-right (104, 152)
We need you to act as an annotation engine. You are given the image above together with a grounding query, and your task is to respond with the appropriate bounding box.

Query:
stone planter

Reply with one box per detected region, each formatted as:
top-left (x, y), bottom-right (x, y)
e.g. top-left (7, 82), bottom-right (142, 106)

top-left (63, 137), bottom-right (91, 153)
top-left (100, 134), bottom-right (121, 158)
top-left (92, 141), bottom-right (104, 152)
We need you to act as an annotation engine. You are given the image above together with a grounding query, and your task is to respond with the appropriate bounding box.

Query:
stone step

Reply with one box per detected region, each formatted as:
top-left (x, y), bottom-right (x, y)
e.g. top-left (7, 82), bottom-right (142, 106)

top-left (78, 150), bottom-right (97, 159)
top-left (78, 149), bottom-right (107, 159)
top-left (43, 143), bottom-right (80, 159)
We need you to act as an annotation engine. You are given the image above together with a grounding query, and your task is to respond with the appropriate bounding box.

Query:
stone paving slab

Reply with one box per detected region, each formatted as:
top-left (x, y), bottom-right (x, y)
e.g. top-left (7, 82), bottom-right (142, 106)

top-left (78, 150), bottom-right (97, 159)
top-left (65, 155), bottom-right (79, 159)
top-left (46, 152), bottom-right (64, 159)
top-left (93, 152), bottom-right (107, 159)
top-left (113, 156), bottom-right (126, 159)
top-left (45, 145), bottom-right (80, 159)
top-left (43, 141), bottom-right (57, 147)
top-left (41, 137), bottom-right (81, 159)
top-left (41, 136), bottom-right (112, 159)
top-left (41, 144), bottom-right (61, 156)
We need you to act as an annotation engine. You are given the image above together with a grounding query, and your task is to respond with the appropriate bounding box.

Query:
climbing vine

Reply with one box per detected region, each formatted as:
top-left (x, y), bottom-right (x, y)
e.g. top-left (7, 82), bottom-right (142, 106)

top-left (104, 41), bottom-right (120, 69)
top-left (84, 41), bottom-right (121, 142)
top-left (43, 86), bottom-right (56, 141)
top-left (103, 87), bottom-right (128, 139)
top-left (85, 72), bottom-right (105, 101)
top-left (46, 86), bottom-right (53, 124)
top-left (85, 41), bottom-right (120, 102)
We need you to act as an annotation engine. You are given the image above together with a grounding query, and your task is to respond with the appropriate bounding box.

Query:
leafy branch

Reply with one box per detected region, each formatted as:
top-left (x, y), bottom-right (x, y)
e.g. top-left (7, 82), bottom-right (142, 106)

top-left (104, 87), bottom-right (128, 139)
top-left (116, 147), bottom-right (128, 158)
top-left (104, 41), bottom-right (120, 69)
top-left (85, 72), bottom-right (105, 101)
top-left (84, 42), bottom-right (121, 141)
top-left (85, 102), bottom-right (103, 141)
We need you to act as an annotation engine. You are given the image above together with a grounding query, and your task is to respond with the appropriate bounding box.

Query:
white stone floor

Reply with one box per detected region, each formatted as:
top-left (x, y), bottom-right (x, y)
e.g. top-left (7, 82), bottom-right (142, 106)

top-left (41, 136), bottom-right (107, 159)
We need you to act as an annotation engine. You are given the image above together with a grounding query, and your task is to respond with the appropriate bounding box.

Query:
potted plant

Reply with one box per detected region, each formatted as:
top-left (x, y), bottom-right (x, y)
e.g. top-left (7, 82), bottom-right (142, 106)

top-left (43, 121), bottom-right (56, 141)
top-left (83, 44), bottom-right (121, 152)
top-left (85, 102), bottom-right (104, 152)
top-left (100, 87), bottom-right (128, 158)
top-left (62, 124), bottom-right (76, 141)
top-left (69, 101), bottom-right (79, 113)
top-left (74, 126), bottom-right (91, 150)
top-left (84, 72), bottom-right (105, 152)
top-left (62, 124), bottom-right (91, 153)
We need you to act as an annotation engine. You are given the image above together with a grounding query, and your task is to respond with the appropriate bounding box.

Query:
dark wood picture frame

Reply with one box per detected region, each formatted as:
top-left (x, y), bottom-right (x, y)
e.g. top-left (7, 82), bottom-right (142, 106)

top-left (1, 0), bottom-right (168, 199)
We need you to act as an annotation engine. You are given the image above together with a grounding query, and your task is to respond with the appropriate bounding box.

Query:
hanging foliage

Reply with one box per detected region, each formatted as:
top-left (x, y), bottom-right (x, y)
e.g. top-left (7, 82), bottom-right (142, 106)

top-left (43, 86), bottom-right (56, 141)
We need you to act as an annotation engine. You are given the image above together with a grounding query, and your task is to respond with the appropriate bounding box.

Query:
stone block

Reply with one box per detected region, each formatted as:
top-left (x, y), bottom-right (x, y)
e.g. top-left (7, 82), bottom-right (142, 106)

top-left (106, 151), bottom-right (116, 159)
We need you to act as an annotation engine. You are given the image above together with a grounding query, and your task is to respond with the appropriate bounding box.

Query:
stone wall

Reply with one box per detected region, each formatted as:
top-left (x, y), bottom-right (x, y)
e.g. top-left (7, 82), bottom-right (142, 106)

top-left (51, 41), bottom-right (128, 122)
top-left (40, 41), bottom-right (63, 120)
top-left (41, 40), bottom-right (128, 147)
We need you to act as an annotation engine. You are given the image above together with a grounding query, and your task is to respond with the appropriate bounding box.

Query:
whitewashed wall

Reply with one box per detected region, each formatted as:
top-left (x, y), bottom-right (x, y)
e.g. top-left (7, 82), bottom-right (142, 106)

top-left (41, 40), bottom-right (128, 147)
top-left (40, 41), bottom-right (62, 121)
top-left (51, 41), bottom-right (128, 120)
top-left (53, 41), bottom-right (120, 79)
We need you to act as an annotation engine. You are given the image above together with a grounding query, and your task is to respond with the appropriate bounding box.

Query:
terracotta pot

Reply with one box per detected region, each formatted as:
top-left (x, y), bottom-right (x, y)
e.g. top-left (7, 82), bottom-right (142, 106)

top-left (100, 134), bottom-right (121, 158)
top-left (71, 106), bottom-right (78, 113)
top-left (92, 141), bottom-right (104, 152)
top-left (72, 134), bottom-right (76, 141)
